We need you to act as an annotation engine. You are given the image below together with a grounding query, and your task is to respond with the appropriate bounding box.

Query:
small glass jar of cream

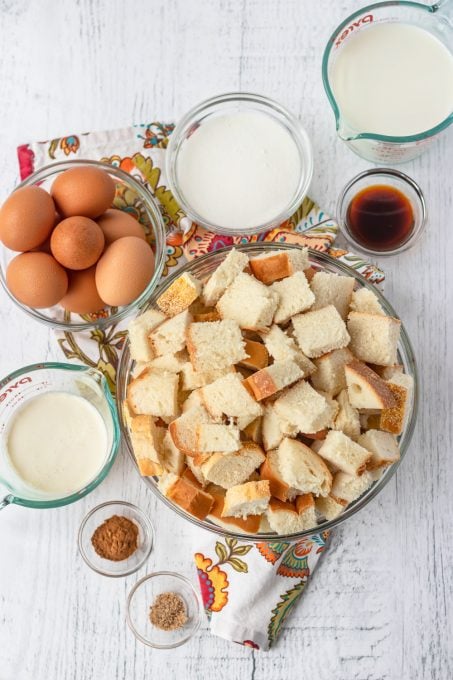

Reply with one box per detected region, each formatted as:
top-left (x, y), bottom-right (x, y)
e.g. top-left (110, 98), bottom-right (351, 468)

top-left (166, 92), bottom-right (313, 235)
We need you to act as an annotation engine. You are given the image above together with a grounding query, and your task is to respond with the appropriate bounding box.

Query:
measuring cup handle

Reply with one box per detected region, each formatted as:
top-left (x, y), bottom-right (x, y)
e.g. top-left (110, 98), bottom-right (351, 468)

top-left (0, 495), bottom-right (13, 510)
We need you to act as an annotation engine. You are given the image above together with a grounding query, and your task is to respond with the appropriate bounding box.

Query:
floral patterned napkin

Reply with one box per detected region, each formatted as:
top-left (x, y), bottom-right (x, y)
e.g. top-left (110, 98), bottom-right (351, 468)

top-left (17, 124), bottom-right (384, 650)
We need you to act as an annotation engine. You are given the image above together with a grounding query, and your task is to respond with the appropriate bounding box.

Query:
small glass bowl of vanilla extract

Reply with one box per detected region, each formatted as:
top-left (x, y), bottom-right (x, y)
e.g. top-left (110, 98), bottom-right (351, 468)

top-left (337, 168), bottom-right (426, 256)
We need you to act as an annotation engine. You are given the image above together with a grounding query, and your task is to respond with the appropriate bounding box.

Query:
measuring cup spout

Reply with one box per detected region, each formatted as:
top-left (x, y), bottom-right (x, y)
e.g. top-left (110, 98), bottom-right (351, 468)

top-left (337, 119), bottom-right (359, 142)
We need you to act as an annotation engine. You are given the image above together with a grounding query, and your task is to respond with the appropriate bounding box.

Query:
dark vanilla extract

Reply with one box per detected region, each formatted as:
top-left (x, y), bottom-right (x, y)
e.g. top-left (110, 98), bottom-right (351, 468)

top-left (346, 184), bottom-right (414, 251)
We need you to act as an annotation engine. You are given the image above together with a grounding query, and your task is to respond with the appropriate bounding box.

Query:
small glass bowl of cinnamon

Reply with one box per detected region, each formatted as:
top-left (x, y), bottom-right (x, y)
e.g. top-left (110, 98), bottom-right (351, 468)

top-left (126, 572), bottom-right (202, 648)
top-left (78, 500), bottom-right (154, 577)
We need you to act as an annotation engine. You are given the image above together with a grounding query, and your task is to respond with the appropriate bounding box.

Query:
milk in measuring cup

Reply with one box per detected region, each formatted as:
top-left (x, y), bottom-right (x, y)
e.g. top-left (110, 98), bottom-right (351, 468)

top-left (331, 22), bottom-right (453, 137)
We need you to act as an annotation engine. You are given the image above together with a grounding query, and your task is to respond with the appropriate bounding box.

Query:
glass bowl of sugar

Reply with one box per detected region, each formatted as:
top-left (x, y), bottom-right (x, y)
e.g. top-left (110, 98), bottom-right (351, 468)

top-left (166, 92), bottom-right (313, 235)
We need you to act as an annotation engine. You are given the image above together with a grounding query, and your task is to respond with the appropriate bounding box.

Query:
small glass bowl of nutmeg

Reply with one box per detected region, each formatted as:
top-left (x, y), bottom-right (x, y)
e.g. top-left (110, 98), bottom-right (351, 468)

top-left (78, 500), bottom-right (154, 577)
top-left (126, 572), bottom-right (202, 648)
top-left (0, 160), bottom-right (166, 331)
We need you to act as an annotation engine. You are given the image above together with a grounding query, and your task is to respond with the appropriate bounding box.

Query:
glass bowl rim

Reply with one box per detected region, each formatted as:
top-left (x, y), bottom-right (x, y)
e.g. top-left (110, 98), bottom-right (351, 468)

top-left (126, 570), bottom-right (202, 648)
top-left (0, 361), bottom-right (120, 509)
top-left (77, 499), bottom-right (155, 577)
top-left (336, 167), bottom-right (427, 256)
top-left (116, 243), bottom-right (419, 541)
top-left (0, 159), bottom-right (167, 331)
top-left (165, 91), bottom-right (314, 236)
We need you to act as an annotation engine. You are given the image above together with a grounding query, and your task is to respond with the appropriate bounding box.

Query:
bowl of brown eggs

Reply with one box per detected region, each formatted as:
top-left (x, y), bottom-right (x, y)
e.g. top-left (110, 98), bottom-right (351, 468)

top-left (0, 160), bottom-right (166, 330)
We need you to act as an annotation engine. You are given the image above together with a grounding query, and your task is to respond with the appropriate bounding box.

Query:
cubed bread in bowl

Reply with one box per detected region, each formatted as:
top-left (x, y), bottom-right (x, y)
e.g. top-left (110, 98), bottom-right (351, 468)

top-left (186, 318), bottom-right (247, 373)
top-left (222, 480), bottom-right (271, 519)
top-left (347, 311), bottom-right (400, 366)
top-left (317, 430), bottom-right (371, 476)
top-left (202, 248), bottom-right (249, 306)
top-left (156, 272), bottom-right (202, 316)
top-left (292, 305), bottom-right (350, 358)
top-left (310, 271), bottom-right (355, 319)
top-left (271, 271), bottom-right (315, 324)
top-left (217, 273), bottom-right (278, 331)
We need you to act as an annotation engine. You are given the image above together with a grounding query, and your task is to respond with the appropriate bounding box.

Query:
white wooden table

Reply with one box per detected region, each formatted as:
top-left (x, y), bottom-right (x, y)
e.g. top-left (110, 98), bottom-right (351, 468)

top-left (0, 1), bottom-right (452, 678)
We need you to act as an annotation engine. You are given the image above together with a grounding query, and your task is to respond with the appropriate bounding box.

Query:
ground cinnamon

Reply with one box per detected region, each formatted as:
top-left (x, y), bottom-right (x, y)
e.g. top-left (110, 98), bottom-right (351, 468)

top-left (91, 514), bottom-right (138, 561)
top-left (149, 592), bottom-right (188, 631)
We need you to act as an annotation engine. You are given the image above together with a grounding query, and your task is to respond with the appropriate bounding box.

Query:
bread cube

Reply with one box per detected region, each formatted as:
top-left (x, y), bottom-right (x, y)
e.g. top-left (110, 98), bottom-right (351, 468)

top-left (186, 319), bottom-right (247, 373)
top-left (276, 437), bottom-right (332, 497)
top-left (347, 311), bottom-right (400, 366)
top-left (202, 248), bottom-right (249, 306)
top-left (315, 494), bottom-right (346, 521)
top-left (350, 287), bottom-right (385, 316)
top-left (129, 415), bottom-right (165, 476)
top-left (311, 347), bottom-right (354, 395)
top-left (292, 305), bottom-right (350, 358)
top-left (311, 272), bottom-right (355, 319)
top-left (217, 273), bottom-right (278, 330)
top-left (358, 429), bottom-right (400, 469)
top-left (180, 362), bottom-right (234, 391)
top-left (249, 248), bottom-right (309, 284)
top-left (345, 359), bottom-right (396, 409)
top-left (333, 389), bottom-right (361, 440)
top-left (271, 271), bottom-right (315, 324)
top-left (249, 251), bottom-right (292, 283)
top-left (185, 454), bottom-right (207, 487)
top-left (259, 450), bottom-right (297, 502)
top-left (128, 309), bottom-right (166, 362)
top-left (267, 495), bottom-right (316, 534)
top-left (274, 380), bottom-right (337, 433)
top-left (195, 423), bottom-right (241, 453)
top-left (222, 480), bottom-right (271, 518)
top-left (260, 324), bottom-right (315, 374)
top-left (159, 430), bottom-right (184, 476)
top-left (201, 372), bottom-right (263, 429)
top-left (148, 309), bottom-right (192, 357)
top-left (207, 485), bottom-right (262, 534)
top-left (379, 374), bottom-right (413, 434)
top-left (166, 476), bottom-right (214, 520)
top-left (262, 404), bottom-right (297, 452)
top-left (201, 442), bottom-right (265, 489)
top-left (244, 359), bottom-right (303, 401)
top-left (127, 368), bottom-right (179, 418)
top-left (148, 350), bottom-right (188, 373)
top-left (168, 404), bottom-right (212, 455)
top-left (317, 430), bottom-right (371, 476)
top-left (156, 272), bottom-right (202, 316)
top-left (239, 339), bottom-right (269, 371)
top-left (330, 470), bottom-right (374, 505)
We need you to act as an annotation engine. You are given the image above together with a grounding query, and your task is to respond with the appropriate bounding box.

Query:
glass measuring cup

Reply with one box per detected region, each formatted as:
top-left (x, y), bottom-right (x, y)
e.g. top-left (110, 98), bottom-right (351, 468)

top-left (0, 363), bottom-right (120, 510)
top-left (322, 0), bottom-right (453, 163)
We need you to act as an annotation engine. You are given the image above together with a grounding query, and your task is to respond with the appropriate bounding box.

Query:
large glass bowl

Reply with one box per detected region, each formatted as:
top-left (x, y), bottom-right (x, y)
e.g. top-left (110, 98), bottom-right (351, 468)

top-left (116, 243), bottom-right (418, 541)
top-left (0, 160), bottom-right (166, 331)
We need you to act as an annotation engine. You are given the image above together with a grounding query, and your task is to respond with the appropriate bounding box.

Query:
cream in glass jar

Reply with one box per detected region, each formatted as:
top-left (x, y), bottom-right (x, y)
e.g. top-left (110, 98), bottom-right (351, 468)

top-left (6, 391), bottom-right (108, 495)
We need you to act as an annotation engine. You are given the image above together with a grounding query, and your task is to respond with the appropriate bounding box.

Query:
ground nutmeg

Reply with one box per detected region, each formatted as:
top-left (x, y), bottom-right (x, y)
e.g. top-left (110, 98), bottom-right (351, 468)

top-left (149, 592), bottom-right (188, 631)
top-left (91, 514), bottom-right (138, 561)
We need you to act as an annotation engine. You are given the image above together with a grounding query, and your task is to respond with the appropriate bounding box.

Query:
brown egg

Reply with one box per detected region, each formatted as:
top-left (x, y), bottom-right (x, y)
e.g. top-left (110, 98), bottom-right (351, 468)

top-left (96, 209), bottom-right (146, 246)
top-left (51, 166), bottom-right (116, 218)
top-left (6, 252), bottom-right (68, 308)
top-left (95, 236), bottom-right (155, 306)
top-left (60, 266), bottom-right (106, 314)
top-left (0, 185), bottom-right (56, 251)
top-left (51, 216), bottom-right (105, 270)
